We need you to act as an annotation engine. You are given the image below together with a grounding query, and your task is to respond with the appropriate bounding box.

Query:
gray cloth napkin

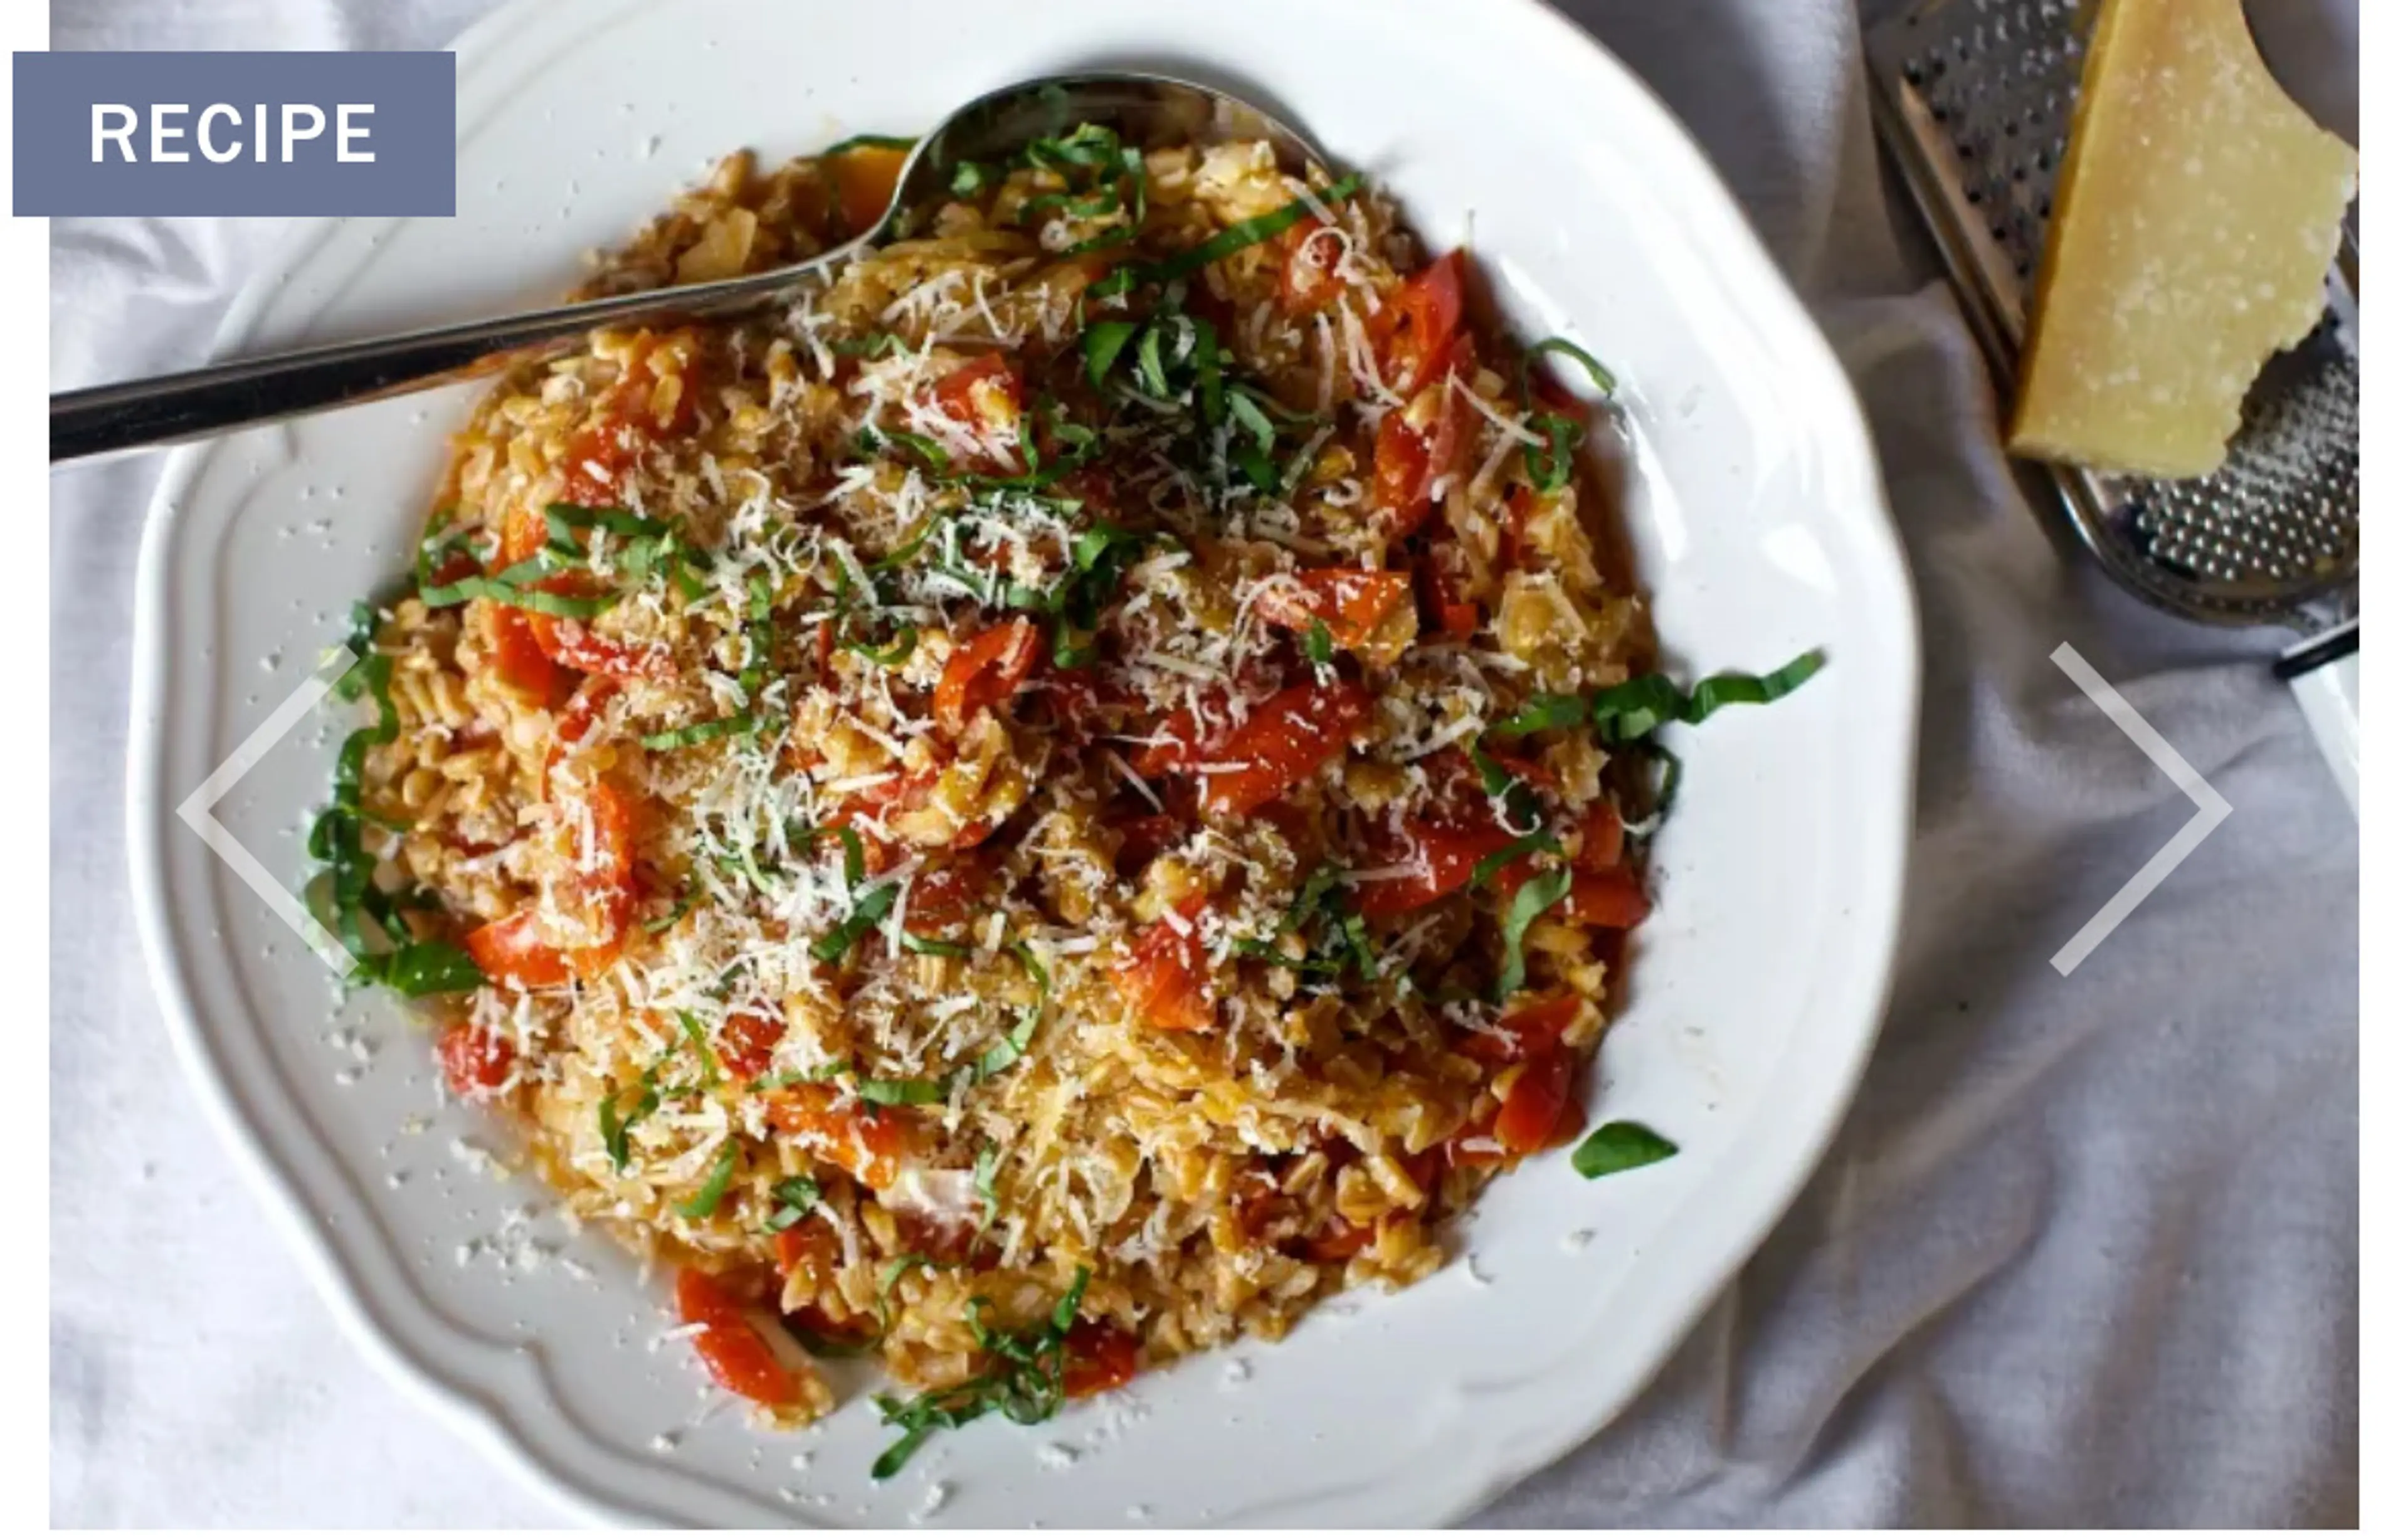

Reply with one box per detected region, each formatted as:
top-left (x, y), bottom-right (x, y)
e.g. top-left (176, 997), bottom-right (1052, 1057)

top-left (50, 0), bottom-right (2358, 1525)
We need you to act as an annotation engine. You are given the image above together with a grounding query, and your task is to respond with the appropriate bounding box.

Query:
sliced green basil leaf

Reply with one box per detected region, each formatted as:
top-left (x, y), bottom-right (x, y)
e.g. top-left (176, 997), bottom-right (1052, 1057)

top-left (599, 1068), bottom-right (663, 1172)
top-left (1470, 831), bottom-right (1560, 890)
top-left (1143, 174), bottom-right (1363, 283)
top-left (1570, 1120), bottom-right (1678, 1178)
top-left (1303, 619), bottom-right (1335, 667)
top-left (855, 1074), bottom-right (949, 1106)
top-left (1192, 315), bottom-right (1225, 427)
top-left (843, 626), bottom-right (919, 668)
top-left (1082, 320), bottom-right (1139, 390)
top-left (764, 1175), bottom-right (821, 1233)
top-left (1492, 693), bottom-right (1590, 737)
top-left (811, 878), bottom-right (900, 964)
top-left (1226, 389), bottom-right (1277, 455)
top-left (545, 502), bottom-right (670, 542)
top-left (1134, 323), bottom-right (1171, 398)
top-left (1527, 337), bottom-right (1618, 399)
top-left (825, 132), bottom-right (916, 156)
top-left (1495, 866), bottom-right (1571, 1001)
top-left (675, 1139), bottom-right (742, 1218)
top-left (1590, 675), bottom-right (1688, 743)
top-left (677, 1010), bottom-right (724, 1088)
top-left (1683, 650), bottom-right (1825, 722)
top-left (381, 940), bottom-right (485, 997)
top-left (1232, 442), bottom-right (1279, 494)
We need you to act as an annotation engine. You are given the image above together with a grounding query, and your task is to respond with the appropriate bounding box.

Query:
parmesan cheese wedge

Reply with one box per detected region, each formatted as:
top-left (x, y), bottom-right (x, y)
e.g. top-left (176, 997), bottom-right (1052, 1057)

top-left (2009, 0), bottom-right (2357, 479)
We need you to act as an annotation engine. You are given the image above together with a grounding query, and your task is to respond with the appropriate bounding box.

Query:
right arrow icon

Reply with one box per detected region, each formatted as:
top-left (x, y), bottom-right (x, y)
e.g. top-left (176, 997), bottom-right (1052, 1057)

top-left (2048, 643), bottom-right (2235, 976)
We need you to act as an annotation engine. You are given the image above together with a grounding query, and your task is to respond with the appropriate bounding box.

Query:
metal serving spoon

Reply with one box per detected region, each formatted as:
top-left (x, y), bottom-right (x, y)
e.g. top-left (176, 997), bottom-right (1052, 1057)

top-left (50, 71), bottom-right (1323, 465)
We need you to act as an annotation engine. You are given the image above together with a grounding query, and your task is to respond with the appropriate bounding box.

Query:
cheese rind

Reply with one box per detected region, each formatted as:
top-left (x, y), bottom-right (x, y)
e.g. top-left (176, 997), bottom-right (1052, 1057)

top-left (2009, 0), bottom-right (2357, 480)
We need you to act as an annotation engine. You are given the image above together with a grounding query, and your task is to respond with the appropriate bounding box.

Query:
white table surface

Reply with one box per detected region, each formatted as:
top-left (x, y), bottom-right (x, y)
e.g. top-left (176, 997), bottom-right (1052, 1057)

top-left (50, 0), bottom-right (2359, 1524)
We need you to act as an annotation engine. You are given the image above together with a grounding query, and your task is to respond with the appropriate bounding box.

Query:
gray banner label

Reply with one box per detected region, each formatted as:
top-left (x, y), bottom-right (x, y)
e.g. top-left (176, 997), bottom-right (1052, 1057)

top-left (14, 50), bottom-right (455, 216)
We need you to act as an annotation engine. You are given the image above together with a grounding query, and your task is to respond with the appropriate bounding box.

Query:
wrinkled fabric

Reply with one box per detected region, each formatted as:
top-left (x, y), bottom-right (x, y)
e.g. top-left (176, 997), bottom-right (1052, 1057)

top-left (51, 0), bottom-right (2357, 1525)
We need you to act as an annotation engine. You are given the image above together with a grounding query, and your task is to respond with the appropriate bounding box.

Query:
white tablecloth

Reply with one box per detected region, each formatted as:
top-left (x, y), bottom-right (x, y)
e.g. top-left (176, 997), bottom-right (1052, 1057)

top-left (50, 0), bottom-right (2360, 1524)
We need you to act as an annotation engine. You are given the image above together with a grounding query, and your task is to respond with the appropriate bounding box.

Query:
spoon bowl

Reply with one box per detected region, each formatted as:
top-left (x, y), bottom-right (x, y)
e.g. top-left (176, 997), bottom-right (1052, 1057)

top-left (48, 71), bottom-right (1324, 465)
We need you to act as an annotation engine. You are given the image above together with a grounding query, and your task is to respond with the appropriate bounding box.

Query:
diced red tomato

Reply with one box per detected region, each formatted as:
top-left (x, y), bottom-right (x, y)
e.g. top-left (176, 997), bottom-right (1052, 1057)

top-left (497, 502), bottom-right (552, 566)
top-left (1369, 340), bottom-right (1477, 537)
top-left (1030, 666), bottom-right (1105, 748)
top-left (1062, 1320), bottom-right (1141, 1398)
top-left (894, 1202), bottom-right (983, 1265)
top-left (906, 858), bottom-right (988, 932)
top-left (436, 1021), bottom-right (515, 1098)
top-left (1196, 680), bottom-right (1371, 819)
top-left (1491, 485), bottom-right (1530, 571)
top-left (1277, 219), bottom-right (1344, 313)
top-left (1572, 801), bottom-right (1625, 875)
top-left (691, 1313), bottom-right (802, 1407)
top-left (574, 780), bottom-right (640, 934)
top-left (934, 617), bottom-right (1041, 733)
top-left (1565, 865), bottom-right (1652, 930)
top-left (466, 779), bottom-right (633, 981)
top-left (544, 677), bottom-right (620, 797)
top-left (765, 1085), bottom-right (913, 1189)
top-left (720, 1011), bottom-right (786, 1082)
top-left (558, 332), bottom-right (704, 507)
top-left (1352, 816), bottom-right (1524, 920)
top-left (555, 676), bottom-right (619, 747)
top-left (1114, 897), bottom-right (1214, 1033)
top-left (1494, 1050), bottom-right (1580, 1156)
top-left (1257, 568), bottom-right (1413, 651)
top-left (558, 422), bottom-right (640, 510)
top-left (830, 143), bottom-right (908, 239)
top-left (464, 910), bottom-right (571, 989)
top-left (525, 577), bottom-right (673, 682)
top-left (529, 613), bottom-right (672, 681)
top-left (1409, 745), bottom-right (1548, 819)
top-left (774, 1222), bottom-right (841, 1285)
top-left (1383, 250), bottom-right (1466, 398)
top-left (1131, 698), bottom-right (1224, 777)
top-left (1368, 409), bottom-right (1433, 534)
top-left (925, 354), bottom-right (1025, 465)
top-left (1459, 994), bottom-right (1581, 1064)
top-left (677, 1265), bottom-right (757, 1326)
top-left (425, 539), bottom-right (482, 589)
top-left (484, 605), bottom-right (566, 705)
top-left (568, 939), bottom-right (625, 981)
top-left (1417, 556), bottom-right (1481, 641)
top-left (1425, 339), bottom-right (1473, 466)
top-left (1108, 812), bottom-right (1183, 878)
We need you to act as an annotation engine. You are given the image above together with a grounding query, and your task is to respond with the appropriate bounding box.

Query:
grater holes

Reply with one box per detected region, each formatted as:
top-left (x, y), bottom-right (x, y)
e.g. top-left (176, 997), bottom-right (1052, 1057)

top-left (1869, 0), bottom-right (2357, 614)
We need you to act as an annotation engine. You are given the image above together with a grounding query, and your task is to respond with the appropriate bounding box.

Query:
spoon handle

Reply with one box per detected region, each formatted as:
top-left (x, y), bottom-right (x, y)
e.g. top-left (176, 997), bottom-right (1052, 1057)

top-left (48, 251), bottom-right (842, 466)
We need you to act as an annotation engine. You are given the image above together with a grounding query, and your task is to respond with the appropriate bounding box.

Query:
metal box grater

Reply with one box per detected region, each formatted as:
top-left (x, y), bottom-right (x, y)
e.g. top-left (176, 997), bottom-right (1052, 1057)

top-left (1862, 0), bottom-right (2360, 635)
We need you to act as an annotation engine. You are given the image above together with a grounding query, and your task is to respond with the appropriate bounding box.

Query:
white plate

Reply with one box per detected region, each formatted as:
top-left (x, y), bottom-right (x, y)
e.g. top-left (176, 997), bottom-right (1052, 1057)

top-left (126, 0), bottom-right (1920, 1524)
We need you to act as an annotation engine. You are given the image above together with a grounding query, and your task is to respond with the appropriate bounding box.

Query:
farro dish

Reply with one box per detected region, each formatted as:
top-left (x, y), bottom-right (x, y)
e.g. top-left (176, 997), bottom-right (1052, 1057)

top-left (309, 125), bottom-right (1817, 1474)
